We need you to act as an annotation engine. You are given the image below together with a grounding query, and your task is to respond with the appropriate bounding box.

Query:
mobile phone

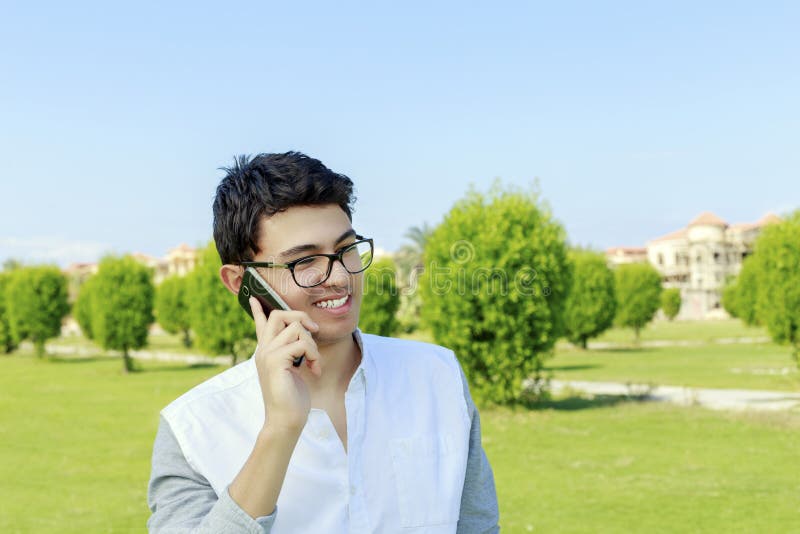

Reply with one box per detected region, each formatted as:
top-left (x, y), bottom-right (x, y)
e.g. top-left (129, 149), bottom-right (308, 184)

top-left (238, 267), bottom-right (304, 367)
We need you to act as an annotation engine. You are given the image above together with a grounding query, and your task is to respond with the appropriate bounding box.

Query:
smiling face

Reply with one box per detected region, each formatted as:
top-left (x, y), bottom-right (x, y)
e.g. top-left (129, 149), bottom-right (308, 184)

top-left (230, 203), bottom-right (364, 347)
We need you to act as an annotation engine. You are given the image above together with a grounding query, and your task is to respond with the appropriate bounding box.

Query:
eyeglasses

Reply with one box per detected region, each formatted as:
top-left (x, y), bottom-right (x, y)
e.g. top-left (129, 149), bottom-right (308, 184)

top-left (241, 236), bottom-right (374, 288)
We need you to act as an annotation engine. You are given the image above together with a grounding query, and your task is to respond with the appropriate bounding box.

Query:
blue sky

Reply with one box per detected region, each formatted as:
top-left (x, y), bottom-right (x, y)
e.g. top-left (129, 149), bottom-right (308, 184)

top-left (1, 1), bottom-right (798, 267)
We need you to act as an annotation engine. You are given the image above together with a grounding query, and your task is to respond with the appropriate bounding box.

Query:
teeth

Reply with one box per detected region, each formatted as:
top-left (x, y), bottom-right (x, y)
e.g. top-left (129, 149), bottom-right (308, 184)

top-left (314, 295), bottom-right (348, 309)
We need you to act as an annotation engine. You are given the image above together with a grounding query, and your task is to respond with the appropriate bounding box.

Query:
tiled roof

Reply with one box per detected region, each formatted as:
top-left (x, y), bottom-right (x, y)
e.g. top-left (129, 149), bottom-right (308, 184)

top-left (729, 213), bottom-right (782, 232)
top-left (649, 228), bottom-right (688, 243)
top-left (688, 211), bottom-right (728, 227)
top-left (628, 212), bottom-right (780, 249)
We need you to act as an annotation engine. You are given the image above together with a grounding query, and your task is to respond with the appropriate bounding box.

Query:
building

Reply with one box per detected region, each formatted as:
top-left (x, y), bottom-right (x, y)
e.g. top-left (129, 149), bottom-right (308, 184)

top-left (64, 244), bottom-right (198, 291)
top-left (130, 244), bottom-right (199, 284)
top-left (606, 247), bottom-right (648, 267)
top-left (164, 243), bottom-right (198, 279)
top-left (63, 262), bottom-right (100, 304)
top-left (608, 212), bottom-right (781, 320)
top-left (130, 252), bottom-right (166, 281)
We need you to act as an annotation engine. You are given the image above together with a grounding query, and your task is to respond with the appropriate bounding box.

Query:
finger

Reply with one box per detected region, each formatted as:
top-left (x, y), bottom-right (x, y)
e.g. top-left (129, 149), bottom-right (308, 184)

top-left (264, 310), bottom-right (319, 340)
top-left (249, 297), bottom-right (269, 341)
top-left (303, 332), bottom-right (323, 377)
top-left (280, 328), bottom-right (320, 368)
top-left (274, 338), bottom-right (321, 371)
top-left (264, 320), bottom-right (309, 352)
top-left (289, 327), bottom-right (321, 371)
top-left (267, 321), bottom-right (316, 367)
top-left (298, 333), bottom-right (322, 377)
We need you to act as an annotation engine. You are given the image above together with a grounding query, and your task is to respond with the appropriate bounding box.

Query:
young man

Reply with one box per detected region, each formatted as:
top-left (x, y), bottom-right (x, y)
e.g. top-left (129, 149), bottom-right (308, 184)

top-left (147, 152), bottom-right (499, 533)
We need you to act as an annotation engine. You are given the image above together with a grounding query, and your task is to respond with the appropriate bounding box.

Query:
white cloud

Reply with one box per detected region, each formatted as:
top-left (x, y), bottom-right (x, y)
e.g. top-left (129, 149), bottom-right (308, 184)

top-left (0, 236), bottom-right (115, 268)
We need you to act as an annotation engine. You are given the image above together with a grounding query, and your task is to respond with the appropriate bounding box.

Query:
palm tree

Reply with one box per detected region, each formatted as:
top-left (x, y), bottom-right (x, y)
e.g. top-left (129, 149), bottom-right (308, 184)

top-left (395, 223), bottom-right (433, 287)
top-left (394, 223), bottom-right (434, 334)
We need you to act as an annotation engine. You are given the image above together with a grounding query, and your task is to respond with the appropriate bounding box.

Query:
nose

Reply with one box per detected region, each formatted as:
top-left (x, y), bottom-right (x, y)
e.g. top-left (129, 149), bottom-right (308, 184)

top-left (324, 258), bottom-right (351, 288)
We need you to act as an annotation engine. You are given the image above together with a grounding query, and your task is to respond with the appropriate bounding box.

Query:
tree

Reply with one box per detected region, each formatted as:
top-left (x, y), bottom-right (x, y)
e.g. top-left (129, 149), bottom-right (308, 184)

top-left (660, 288), bottom-right (682, 321)
top-left (721, 257), bottom-right (760, 326)
top-left (403, 223), bottom-right (433, 254)
top-left (91, 255), bottom-right (155, 372)
top-left (420, 182), bottom-right (572, 404)
top-left (155, 275), bottom-right (193, 347)
top-left (359, 257), bottom-right (401, 337)
top-left (5, 266), bottom-right (70, 357)
top-left (2, 258), bottom-right (23, 272)
top-left (73, 275), bottom-right (97, 340)
top-left (752, 210), bottom-right (800, 367)
top-left (394, 223), bottom-right (433, 334)
top-left (562, 250), bottom-right (616, 349)
top-left (721, 276), bottom-right (740, 320)
top-left (614, 263), bottom-right (662, 342)
top-left (0, 272), bottom-right (20, 353)
top-left (187, 240), bottom-right (255, 366)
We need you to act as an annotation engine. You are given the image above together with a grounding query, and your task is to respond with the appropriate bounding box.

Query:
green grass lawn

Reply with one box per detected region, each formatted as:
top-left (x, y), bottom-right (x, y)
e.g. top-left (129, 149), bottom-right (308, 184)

top-left (2, 349), bottom-right (799, 532)
top-left (401, 319), bottom-right (770, 347)
top-left (548, 343), bottom-right (800, 392)
top-left (487, 401), bottom-right (800, 533)
top-left (401, 321), bottom-right (799, 391)
top-left (590, 318), bottom-right (769, 345)
top-left (0, 351), bottom-right (220, 533)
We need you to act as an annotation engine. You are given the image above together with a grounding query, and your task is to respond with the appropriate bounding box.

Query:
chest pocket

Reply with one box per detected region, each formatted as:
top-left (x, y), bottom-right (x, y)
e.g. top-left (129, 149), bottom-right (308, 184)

top-left (389, 433), bottom-right (466, 528)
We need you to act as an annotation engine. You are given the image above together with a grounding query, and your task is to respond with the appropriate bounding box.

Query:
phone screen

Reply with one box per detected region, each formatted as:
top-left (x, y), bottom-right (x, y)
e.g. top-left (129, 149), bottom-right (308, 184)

top-left (238, 267), bottom-right (304, 367)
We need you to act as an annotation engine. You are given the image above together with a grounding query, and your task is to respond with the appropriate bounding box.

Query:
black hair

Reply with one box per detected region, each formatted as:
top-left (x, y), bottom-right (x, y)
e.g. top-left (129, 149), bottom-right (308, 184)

top-left (212, 151), bottom-right (356, 265)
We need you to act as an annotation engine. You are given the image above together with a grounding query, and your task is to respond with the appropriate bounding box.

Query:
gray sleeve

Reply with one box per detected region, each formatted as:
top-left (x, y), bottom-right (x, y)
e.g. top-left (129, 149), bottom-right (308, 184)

top-left (457, 366), bottom-right (501, 534)
top-left (147, 415), bottom-right (277, 533)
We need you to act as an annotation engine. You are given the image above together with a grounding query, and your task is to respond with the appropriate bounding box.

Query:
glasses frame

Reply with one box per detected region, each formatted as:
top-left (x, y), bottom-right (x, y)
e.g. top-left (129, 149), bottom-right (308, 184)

top-left (241, 235), bottom-right (374, 288)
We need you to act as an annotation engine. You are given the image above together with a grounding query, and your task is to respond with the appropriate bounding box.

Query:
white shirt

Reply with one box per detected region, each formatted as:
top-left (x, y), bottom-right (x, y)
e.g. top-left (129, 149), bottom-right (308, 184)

top-left (148, 329), bottom-right (499, 533)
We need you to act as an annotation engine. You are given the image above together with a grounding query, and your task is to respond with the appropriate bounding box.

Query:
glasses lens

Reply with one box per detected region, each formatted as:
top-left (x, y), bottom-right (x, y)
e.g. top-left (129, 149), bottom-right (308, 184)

top-left (293, 256), bottom-right (331, 287)
top-left (342, 240), bottom-right (373, 273)
top-left (290, 240), bottom-right (374, 287)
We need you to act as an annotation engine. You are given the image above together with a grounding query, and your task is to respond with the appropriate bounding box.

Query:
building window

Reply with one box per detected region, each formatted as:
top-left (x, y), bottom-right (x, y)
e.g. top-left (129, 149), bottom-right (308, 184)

top-left (658, 253), bottom-right (664, 265)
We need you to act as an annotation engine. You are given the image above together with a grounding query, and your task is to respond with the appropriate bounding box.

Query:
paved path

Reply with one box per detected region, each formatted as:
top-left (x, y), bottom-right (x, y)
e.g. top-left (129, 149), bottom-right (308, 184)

top-left (551, 379), bottom-right (800, 412)
top-left (35, 342), bottom-right (232, 366)
top-left (576, 336), bottom-right (771, 350)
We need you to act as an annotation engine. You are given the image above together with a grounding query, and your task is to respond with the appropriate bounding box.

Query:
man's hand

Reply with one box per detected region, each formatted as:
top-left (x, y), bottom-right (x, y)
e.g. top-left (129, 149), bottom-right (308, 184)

top-left (249, 296), bottom-right (321, 435)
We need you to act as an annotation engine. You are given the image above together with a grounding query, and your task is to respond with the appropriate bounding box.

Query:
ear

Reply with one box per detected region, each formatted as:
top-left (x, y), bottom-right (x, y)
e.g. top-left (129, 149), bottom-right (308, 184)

top-left (219, 264), bottom-right (244, 295)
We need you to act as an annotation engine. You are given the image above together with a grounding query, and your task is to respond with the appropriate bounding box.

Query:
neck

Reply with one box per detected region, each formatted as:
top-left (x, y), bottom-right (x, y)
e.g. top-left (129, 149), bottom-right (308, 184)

top-left (307, 330), bottom-right (361, 397)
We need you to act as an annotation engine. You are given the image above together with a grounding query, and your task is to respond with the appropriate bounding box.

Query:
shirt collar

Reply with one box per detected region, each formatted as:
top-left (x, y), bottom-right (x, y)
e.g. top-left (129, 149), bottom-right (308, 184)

top-left (348, 327), bottom-right (371, 392)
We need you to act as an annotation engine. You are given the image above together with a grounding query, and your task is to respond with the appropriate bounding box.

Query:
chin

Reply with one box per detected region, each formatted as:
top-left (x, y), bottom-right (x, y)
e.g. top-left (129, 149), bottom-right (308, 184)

top-left (313, 311), bottom-right (359, 337)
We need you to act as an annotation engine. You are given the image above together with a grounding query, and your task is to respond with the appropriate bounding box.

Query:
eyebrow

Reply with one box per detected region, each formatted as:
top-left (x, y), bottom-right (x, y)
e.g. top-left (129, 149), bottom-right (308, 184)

top-left (278, 229), bottom-right (357, 260)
